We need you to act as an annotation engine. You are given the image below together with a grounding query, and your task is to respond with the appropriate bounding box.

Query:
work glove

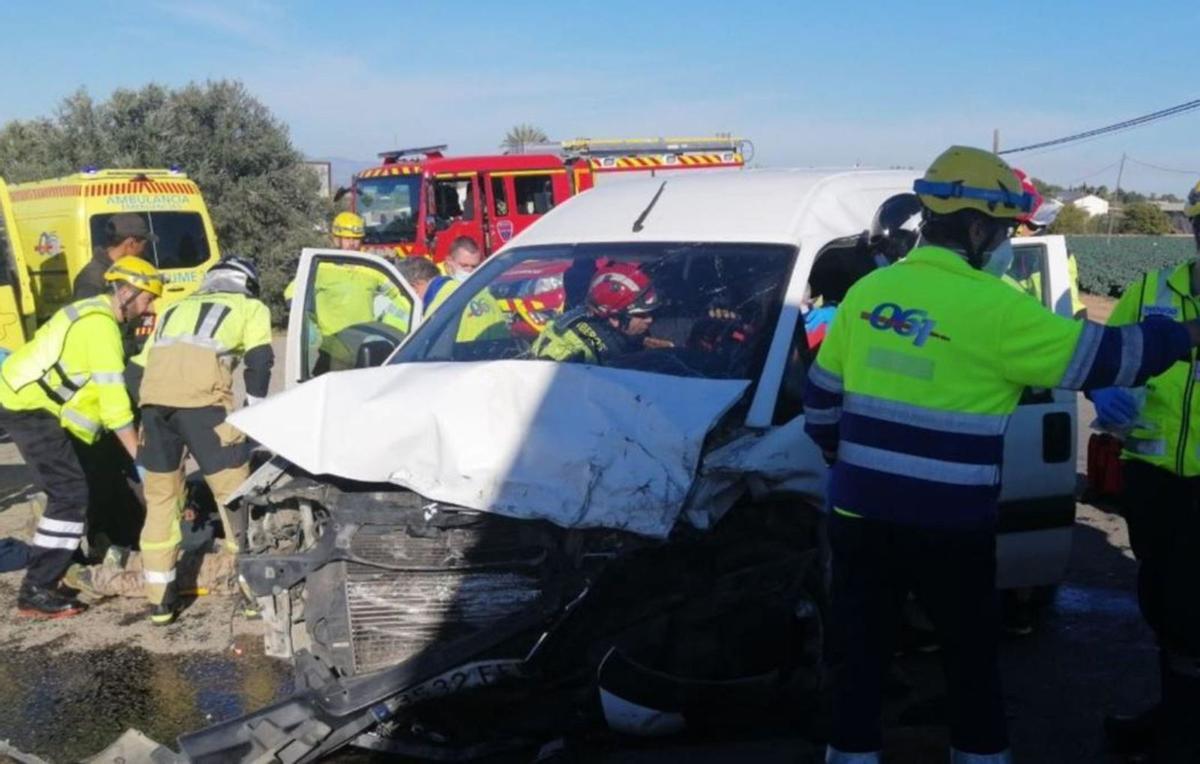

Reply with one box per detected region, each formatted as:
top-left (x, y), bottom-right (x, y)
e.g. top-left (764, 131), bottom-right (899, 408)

top-left (1090, 388), bottom-right (1138, 429)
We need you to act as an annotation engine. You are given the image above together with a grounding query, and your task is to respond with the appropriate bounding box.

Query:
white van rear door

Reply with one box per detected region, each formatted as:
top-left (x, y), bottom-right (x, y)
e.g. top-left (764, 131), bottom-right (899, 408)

top-left (996, 234), bottom-right (1077, 587)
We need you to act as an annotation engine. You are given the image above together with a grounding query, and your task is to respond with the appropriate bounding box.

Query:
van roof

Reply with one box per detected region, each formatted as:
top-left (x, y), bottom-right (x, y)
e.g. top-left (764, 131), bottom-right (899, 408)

top-left (507, 168), bottom-right (920, 250)
top-left (11, 168), bottom-right (193, 187)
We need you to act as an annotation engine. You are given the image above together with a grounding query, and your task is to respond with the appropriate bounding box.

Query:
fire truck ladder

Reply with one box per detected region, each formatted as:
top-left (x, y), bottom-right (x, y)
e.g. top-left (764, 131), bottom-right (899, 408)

top-left (378, 145), bottom-right (449, 164)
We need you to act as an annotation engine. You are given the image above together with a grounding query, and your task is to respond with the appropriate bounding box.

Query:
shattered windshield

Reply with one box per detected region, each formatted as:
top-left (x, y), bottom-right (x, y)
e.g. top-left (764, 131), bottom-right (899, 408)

top-left (391, 242), bottom-right (797, 380)
top-left (356, 176), bottom-right (421, 244)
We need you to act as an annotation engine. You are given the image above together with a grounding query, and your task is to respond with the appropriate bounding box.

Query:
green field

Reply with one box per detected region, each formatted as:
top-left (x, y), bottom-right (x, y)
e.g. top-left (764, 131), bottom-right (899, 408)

top-left (1068, 235), bottom-right (1195, 297)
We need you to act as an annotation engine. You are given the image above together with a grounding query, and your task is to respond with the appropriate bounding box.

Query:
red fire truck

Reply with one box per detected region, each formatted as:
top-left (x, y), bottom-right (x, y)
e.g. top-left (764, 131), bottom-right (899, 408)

top-left (351, 136), bottom-right (748, 261)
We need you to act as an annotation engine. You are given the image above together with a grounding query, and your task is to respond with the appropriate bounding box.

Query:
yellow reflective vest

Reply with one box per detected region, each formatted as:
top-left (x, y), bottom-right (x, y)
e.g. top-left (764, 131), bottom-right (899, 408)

top-left (0, 296), bottom-right (134, 443)
top-left (1108, 261), bottom-right (1200, 475)
top-left (135, 290), bottom-right (273, 410)
top-left (806, 245), bottom-right (1124, 529)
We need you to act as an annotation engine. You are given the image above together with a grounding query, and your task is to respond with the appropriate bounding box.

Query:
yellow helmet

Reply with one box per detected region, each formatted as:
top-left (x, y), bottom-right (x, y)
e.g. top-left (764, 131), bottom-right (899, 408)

top-left (914, 146), bottom-right (1034, 220)
top-left (332, 211), bottom-right (366, 239)
top-left (104, 256), bottom-right (163, 297)
top-left (1186, 180), bottom-right (1200, 218)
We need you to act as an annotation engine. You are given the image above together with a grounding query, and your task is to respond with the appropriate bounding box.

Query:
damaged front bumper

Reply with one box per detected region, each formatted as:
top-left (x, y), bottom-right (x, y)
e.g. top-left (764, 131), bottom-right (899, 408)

top-left (178, 462), bottom-right (824, 762)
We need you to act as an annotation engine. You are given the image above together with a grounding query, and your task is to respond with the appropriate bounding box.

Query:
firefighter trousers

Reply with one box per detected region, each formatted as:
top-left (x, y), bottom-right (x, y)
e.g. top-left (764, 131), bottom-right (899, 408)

top-left (827, 512), bottom-right (1008, 759)
top-left (1122, 459), bottom-right (1200, 760)
top-left (138, 405), bottom-right (249, 605)
top-left (0, 407), bottom-right (89, 589)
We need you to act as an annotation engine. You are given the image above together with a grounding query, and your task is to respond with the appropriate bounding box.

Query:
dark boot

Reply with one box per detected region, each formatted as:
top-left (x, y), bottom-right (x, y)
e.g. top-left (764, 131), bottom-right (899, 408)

top-left (148, 587), bottom-right (179, 626)
top-left (16, 580), bottom-right (87, 619)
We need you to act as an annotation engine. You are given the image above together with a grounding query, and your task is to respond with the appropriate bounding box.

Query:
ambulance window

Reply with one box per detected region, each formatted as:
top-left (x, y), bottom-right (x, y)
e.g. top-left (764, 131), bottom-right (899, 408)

top-left (514, 175), bottom-right (555, 215)
top-left (90, 212), bottom-right (210, 270)
top-left (491, 177), bottom-right (510, 217)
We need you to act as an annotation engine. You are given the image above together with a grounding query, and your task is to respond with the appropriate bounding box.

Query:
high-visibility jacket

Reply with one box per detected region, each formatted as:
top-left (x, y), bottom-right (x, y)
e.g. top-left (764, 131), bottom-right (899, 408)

top-left (532, 309), bottom-right (632, 364)
top-left (1002, 253), bottom-right (1087, 317)
top-left (424, 276), bottom-right (457, 314)
top-left (803, 245), bottom-right (1189, 530)
top-left (456, 288), bottom-right (508, 342)
top-left (135, 290), bottom-right (273, 410)
top-left (312, 265), bottom-right (411, 335)
top-left (1107, 261), bottom-right (1200, 475)
top-left (0, 296), bottom-right (134, 443)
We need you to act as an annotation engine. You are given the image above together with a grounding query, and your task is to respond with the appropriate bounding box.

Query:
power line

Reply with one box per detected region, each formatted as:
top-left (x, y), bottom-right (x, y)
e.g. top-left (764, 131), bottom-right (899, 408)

top-left (998, 98), bottom-right (1200, 155)
top-left (1067, 161), bottom-right (1121, 185)
top-left (1125, 156), bottom-right (1200, 176)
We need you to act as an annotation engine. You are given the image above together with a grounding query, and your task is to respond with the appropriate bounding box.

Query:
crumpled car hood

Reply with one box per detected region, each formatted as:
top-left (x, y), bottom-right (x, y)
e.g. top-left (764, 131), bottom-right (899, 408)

top-left (230, 361), bottom-right (749, 538)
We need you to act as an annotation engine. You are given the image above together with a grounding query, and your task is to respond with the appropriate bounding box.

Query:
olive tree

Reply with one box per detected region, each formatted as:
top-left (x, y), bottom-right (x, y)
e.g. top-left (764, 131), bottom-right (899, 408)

top-left (0, 81), bottom-right (329, 317)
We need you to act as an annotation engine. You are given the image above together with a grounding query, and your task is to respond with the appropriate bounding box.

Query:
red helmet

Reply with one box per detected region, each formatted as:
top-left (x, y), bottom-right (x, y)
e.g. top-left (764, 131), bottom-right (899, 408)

top-left (1012, 168), bottom-right (1044, 225)
top-left (587, 262), bottom-right (660, 318)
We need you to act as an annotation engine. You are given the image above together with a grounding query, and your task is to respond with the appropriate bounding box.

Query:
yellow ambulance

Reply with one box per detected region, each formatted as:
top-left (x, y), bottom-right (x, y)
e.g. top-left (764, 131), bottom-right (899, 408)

top-left (0, 168), bottom-right (221, 351)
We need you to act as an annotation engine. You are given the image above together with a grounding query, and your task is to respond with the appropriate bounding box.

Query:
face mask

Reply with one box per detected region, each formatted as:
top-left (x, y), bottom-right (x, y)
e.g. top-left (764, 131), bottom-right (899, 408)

top-left (451, 270), bottom-right (470, 282)
top-left (982, 240), bottom-right (1014, 278)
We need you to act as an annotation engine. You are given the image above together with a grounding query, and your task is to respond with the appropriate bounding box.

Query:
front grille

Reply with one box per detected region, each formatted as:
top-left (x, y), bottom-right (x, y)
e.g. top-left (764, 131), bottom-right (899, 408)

top-left (344, 520), bottom-right (548, 675)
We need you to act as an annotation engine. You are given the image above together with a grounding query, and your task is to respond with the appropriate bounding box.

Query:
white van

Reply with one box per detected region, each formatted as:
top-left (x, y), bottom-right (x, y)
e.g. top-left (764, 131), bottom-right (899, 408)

top-left (182, 170), bottom-right (1077, 761)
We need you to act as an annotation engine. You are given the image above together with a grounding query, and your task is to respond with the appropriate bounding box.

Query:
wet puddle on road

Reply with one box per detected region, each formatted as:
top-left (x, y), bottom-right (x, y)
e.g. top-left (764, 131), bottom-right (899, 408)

top-left (0, 641), bottom-right (293, 762)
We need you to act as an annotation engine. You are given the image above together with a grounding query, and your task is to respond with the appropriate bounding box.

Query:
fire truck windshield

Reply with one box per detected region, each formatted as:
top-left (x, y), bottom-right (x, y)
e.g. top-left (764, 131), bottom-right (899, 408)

top-left (356, 176), bottom-right (421, 244)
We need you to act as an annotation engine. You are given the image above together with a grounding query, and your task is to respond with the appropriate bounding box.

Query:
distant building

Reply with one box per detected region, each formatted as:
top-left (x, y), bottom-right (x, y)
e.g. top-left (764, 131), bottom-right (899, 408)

top-left (1152, 200), bottom-right (1191, 233)
top-left (1061, 191), bottom-right (1110, 218)
top-left (304, 160), bottom-right (333, 199)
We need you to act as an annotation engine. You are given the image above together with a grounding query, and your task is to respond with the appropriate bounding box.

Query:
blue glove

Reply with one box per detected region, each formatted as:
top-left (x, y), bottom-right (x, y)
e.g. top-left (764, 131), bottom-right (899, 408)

top-left (1091, 388), bottom-right (1138, 428)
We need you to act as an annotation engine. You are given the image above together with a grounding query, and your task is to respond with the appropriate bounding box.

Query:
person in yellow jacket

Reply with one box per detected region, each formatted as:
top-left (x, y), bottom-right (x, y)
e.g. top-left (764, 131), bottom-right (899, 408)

top-left (437, 237), bottom-right (509, 342)
top-left (126, 256), bottom-right (273, 625)
top-left (0, 257), bottom-right (162, 618)
top-left (286, 212), bottom-right (413, 374)
top-left (805, 148), bottom-right (1200, 764)
top-left (1092, 180), bottom-right (1200, 759)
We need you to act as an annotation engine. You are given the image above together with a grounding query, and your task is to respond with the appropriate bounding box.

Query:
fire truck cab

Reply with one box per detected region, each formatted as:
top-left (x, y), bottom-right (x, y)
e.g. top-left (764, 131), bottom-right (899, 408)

top-left (352, 136), bottom-right (748, 262)
top-left (421, 153), bottom-right (574, 261)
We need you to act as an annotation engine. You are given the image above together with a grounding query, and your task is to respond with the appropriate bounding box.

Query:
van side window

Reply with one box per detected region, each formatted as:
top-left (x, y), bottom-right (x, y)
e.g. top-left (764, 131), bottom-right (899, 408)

top-left (90, 212), bottom-right (210, 270)
top-left (513, 175), bottom-right (555, 215)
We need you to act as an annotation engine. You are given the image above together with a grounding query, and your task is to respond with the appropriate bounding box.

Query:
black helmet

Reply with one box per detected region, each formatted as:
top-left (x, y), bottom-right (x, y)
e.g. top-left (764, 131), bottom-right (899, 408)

top-left (869, 193), bottom-right (923, 265)
top-left (208, 255), bottom-right (261, 297)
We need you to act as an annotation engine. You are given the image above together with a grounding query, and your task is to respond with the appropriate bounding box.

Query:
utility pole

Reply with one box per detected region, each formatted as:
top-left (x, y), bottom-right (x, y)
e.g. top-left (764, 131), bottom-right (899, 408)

top-left (992, 129), bottom-right (1000, 154)
top-left (1106, 152), bottom-right (1127, 243)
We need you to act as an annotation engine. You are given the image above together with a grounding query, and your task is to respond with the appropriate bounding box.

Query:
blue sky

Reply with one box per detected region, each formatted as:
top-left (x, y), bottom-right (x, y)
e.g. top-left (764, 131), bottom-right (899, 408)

top-left (1, 1), bottom-right (1197, 193)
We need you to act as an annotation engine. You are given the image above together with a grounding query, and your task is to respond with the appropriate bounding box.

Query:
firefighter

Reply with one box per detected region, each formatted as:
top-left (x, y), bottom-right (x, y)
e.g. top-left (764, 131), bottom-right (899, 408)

top-left (130, 255), bottom-right (273, 625)
top-left (804, 146), bottom-right (1200, 764)
top-left (0, 257), bottom-right (162, 618)
top-left (1097, 180), bottom-right (1200, 761)
top-left (331, 211), bottom-right (368, 250)
top-left (532, 262), bottom-right (660, 364)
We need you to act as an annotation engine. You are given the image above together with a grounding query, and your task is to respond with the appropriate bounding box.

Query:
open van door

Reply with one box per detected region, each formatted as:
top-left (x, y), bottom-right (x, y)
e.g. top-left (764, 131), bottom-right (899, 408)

top-left (996, 234), bottom-right (1078, 588)
top-left (284, 248), bottom-right (423, 388)
top-left (0, 178), bottom-right (34, 352)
